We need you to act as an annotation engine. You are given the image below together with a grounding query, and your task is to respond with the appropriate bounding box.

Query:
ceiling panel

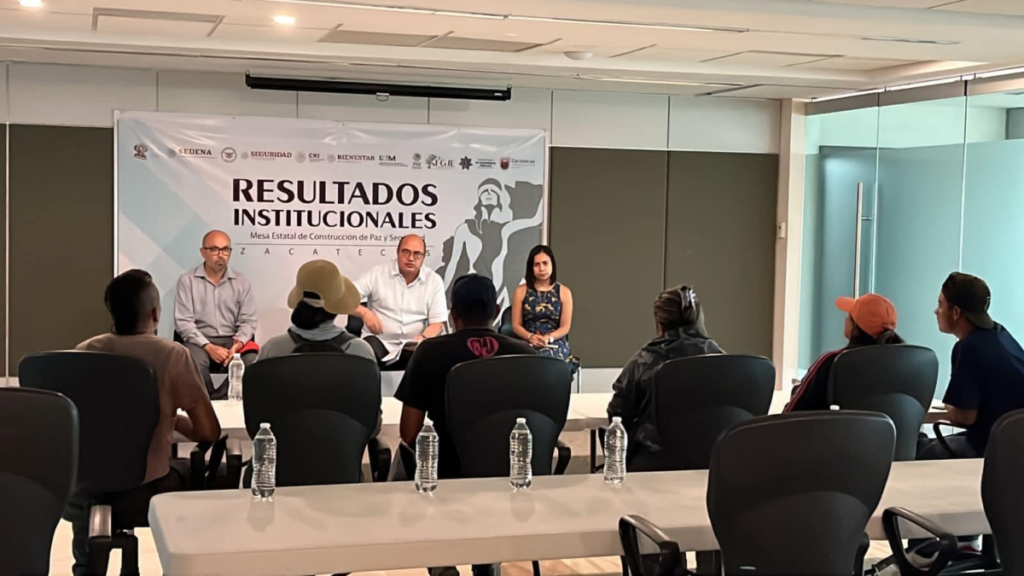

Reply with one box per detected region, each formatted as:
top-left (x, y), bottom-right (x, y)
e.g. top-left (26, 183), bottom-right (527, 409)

top-left (212, 24), bottom-right (330, 42)
top-left (938, 0), bottom-right (1024, 16)
top-left (712, 85), bottom-right (854, 99)
top-left (537, 43), bottom-right (650, 58)
top-left (428, 36), bottom-right (544, 52)
top-left (791, 56), bottom-right (918, 70)
top-left (319, 29), bottom-right (437, 47)
top-left (616, 47), bottom-right (736, 62)
top-left (705, 51), bottom-right (836, 67)
top-left (96, 16), bottom-right (218, 37)
top-left (810, 0), bottom-right (955, 7)
top-left (0, 8), bottom-right (91, 30)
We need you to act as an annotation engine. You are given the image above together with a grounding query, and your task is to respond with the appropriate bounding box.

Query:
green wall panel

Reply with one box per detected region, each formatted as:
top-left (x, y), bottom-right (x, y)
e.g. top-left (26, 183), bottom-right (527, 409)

top-left (9, 125), bottom-right (113, 374)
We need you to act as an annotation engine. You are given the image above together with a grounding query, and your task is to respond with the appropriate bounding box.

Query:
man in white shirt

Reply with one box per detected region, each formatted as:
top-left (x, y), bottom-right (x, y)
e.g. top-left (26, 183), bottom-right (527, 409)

top-left (353, 234), bottom-right (448, 370)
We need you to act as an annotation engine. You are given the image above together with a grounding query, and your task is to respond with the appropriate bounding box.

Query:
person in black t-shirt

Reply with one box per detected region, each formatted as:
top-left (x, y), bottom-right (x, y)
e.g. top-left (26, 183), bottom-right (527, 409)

top-left (395, 273), bottom-right (536, 479)
top-left (919, 272), bottom-right (1024, 459)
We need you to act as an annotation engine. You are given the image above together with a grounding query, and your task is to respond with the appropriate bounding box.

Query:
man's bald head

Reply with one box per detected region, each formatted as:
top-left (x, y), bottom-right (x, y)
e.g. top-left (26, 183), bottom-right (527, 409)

top-left (203, 230), bottom-right (231, 247)
top-left (105, 269), bottom-right (161, 335)
top-left (398, 234), bottom-right (426, 253)
top-left (200, 230), bottom-right (233, 275)
top-left (396, 235), bottom-right (426, 278)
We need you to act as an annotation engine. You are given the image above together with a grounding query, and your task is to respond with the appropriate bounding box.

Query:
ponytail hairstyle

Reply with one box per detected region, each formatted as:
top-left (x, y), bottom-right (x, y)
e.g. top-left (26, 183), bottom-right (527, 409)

top-left (654, 285), bottom-right (700, 332)
top-left (848, 322), bottom-right (905, 347)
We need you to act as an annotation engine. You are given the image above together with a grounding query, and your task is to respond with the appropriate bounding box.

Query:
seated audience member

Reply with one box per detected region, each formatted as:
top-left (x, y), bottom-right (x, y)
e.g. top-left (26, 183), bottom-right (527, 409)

top-left (258, 260), bottom-right (380, 437)
top-left (71, 270), bottom-right (220, 575)
top-left (512, 244), bottom-right (575, 366)
top-left (918, 272), bottom-right (1024, 459)
top-left (353, 234), bottom-right (448, 370)
top-left (607, 286), bottom-right (724, 468)
top-left (175, 230), bottom-right (258, 398)
top-left (258, 260), bottom-right (375, 362)
top-left (396, 274), bottom-right (536, 479)
top-left (787, 293), bottom-right (903, 412)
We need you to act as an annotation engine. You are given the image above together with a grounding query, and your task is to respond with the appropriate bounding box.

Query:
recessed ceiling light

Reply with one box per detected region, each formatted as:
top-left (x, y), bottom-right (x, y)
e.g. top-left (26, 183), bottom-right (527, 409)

top-left (18, 0), bottom-right (43, 7)
top-left (272, 14), bottom-right (297, 25)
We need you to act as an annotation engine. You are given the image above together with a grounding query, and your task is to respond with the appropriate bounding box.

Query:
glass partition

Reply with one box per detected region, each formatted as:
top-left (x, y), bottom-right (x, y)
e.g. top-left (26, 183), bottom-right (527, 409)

top-left (801, 80), bottom-right (1024, 395)
top-left (963, 92), bottom-right (1024, 343)
top-left (799, 107), bottom-right (878, 371)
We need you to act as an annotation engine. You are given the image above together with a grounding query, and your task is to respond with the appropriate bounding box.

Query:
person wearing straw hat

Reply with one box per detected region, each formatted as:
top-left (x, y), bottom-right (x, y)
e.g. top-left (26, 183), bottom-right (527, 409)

top-left (257, 260), bottom-right (375, 362)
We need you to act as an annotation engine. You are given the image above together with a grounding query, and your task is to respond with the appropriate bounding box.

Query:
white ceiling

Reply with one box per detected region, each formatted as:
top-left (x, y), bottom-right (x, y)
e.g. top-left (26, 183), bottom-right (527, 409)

top-left (2, 0), bottom-right (1024, 99)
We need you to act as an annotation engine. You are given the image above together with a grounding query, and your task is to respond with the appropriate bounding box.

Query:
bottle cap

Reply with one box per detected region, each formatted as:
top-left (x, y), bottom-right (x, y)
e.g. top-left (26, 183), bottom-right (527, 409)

top-left (423, 417), bottom-right (433, 426)
top-left (260, 422), bottom-right (271, 429)
top-left (611, 416), bottom-right (622, 424)
top-left (516, 417), bottom-right (526, 424)
top-left (233, 353), bottom-right (242, 359)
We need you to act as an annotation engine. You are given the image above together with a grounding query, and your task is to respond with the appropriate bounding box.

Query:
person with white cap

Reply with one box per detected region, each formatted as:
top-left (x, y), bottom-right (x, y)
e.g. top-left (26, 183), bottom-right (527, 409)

top-left (257, 259), bottom-right (375, 362)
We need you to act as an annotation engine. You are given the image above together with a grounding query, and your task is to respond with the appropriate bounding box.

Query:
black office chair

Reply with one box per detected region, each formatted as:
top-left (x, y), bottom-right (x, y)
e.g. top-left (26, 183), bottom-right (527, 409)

top-left (499, 306), bottom-right (515, 336)
top-left (0, 388), bottom-right (78, 574)
top-left (828, 344), bottom-right (938, 461)
top-left (881, 409), bottom-right (1022, 576)
top-left (447, 355), bottom-right (572, 576)
top-left (345, 313), bottom-right (364, 338)
top-left (20, 351), bottom-right (164, 575)
top-left (637, 354), bottom-right (775, 472)
top-left (983, 409), bottom-right (1024, 574)
top-left (243, 353), bottom-right (389, 485)
top-left (621, 411), bottom-right (897, 576)
top-left (446, 355), bottom-right (573, 478)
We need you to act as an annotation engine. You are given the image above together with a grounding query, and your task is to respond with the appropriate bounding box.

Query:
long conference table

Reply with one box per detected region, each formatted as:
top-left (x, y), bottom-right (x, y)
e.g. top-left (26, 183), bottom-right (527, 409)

top-left (149, 459), bottom-right (987, 575)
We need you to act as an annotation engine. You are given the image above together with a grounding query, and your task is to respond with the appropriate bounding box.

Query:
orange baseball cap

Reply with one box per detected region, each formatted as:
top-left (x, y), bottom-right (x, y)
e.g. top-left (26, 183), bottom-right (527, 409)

top-left (835, 293), bottom-right (898, 337)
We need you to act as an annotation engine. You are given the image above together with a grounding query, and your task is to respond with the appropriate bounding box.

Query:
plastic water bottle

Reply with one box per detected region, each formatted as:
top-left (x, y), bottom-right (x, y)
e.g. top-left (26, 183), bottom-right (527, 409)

top-left (228, 353), bottom-right (244, 402)
top-left (252, 423), bottom-right (276, 500)
top-left (509, 417), bottom-right (533, 490)
top-left (415, 418), bottom-right (439, 494)
top-left (604, 416), bottom-right (628, 485)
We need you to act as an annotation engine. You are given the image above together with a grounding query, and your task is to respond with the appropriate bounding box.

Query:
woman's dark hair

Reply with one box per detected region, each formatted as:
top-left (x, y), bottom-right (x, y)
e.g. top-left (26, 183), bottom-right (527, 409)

top-left (524, 244), bottom-right (557, 290)
top-left (290, 292), bottom-right (338, 330)
top-left (105, 269), bottom-right (159, 335)
top-left (654, 285), bottom-right (699, 331)
top-left (847, 322), bottom-right (905, 347)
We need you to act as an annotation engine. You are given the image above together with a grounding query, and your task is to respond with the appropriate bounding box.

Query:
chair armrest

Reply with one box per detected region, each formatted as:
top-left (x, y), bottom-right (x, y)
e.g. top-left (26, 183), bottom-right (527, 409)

top-left (368, 437), bottom-right (392, 483)
top-left (882, 507), bottom-right (958, 576)
top-left (618, 515), bottom-right (684, 576)
top-left (932, 421), bottom-right (967, 458)
top-left (189, 440), bottom-right (214, 488)
top-left (554, 439), bottom-right (572, 475)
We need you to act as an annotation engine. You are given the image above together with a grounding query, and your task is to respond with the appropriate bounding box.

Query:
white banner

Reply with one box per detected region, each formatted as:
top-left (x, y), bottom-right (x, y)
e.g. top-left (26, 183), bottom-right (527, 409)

top-left (116, 111), bottom-right (546, 342)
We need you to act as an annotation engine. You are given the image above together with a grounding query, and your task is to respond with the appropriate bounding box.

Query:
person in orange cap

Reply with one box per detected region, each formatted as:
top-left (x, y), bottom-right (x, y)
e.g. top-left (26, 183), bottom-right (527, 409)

top-left (786, 293), bottom-right (905, 412)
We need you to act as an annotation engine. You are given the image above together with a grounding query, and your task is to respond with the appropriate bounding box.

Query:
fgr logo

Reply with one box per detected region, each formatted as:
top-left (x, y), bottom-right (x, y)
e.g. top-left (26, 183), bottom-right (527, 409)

top-left (426, 154), bottom-right (454, 169)
top-left (221, 148), bottom-right (237, 163)
top-left (133, 144), bottom-right (149, 160)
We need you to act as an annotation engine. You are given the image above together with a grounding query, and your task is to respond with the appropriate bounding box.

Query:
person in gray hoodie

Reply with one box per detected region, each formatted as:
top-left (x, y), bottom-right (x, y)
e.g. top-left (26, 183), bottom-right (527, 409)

top-left (607, 285), bottom-right (724, 470)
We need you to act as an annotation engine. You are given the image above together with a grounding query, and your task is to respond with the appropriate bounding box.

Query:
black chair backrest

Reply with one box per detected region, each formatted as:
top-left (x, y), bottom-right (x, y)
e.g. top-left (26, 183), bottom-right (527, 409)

top-left (345, 313), bottom-right (365, 337)
top-left (650, 355), bottom-right (775, 471)
top-left (708, 411), bottom-right (896, 576)
top-left (243, 353), bottom-right (381, 486)
top-left (446, 355), bottom-right (571, 477)
top-left (982, 409), bottom-right (1024, 575)
top-left (20, 351), bottom-right (159, 494)
top-left (499, 306), bottom-right (514, 336)
top-left (828, 345), bottom-right (938, 461)
top-left (0, 388), bottom-right (78, 574)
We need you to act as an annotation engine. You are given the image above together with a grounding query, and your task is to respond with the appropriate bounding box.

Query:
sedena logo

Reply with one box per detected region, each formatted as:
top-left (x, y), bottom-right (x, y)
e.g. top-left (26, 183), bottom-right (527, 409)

top-left (221, 147), bottom-right (237, 163)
